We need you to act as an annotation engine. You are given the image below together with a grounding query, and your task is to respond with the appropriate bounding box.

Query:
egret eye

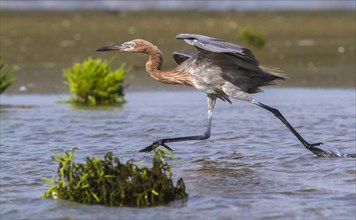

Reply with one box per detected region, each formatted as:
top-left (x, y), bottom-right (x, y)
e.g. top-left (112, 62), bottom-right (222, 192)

top-left (122, 42), bottom-right (135, 49)
top-left (125, 42), bottom-right (135, 48)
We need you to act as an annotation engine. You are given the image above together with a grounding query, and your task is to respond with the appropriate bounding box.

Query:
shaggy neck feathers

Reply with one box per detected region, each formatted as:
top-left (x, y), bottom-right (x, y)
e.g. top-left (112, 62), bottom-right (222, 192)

top-left (143, 43), bottom-right (193, 87)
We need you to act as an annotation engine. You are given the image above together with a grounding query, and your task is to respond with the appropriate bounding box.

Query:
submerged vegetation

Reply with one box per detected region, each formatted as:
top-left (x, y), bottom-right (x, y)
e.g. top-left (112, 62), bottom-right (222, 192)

top-left (64, 58), bottom-right (128, 105)
top-left (41, 148), bottom-right (188, 207)
top-left (0, 59), bottom-right (15, 94)
top-left (238, 27), bottom-right (266, 49)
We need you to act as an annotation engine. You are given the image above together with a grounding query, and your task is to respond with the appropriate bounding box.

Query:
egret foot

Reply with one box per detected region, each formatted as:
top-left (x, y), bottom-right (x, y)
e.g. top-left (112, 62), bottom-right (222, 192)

top-left (310, 142), bottom-right (323, 147)
top-left (139, 140), bottom-right (173, 153)
top-left (306, 142), bottom-right (336, 157)
top-left (305, 142), bottom-right (324, 155)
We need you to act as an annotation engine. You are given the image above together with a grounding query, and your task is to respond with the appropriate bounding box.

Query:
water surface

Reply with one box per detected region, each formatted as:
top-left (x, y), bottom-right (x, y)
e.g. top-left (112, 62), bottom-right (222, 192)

top-left (1, 88), bottom-right (355, 219)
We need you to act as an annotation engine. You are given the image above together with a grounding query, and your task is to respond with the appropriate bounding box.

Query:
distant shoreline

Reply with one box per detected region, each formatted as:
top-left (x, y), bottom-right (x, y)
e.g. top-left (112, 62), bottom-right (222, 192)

top-left (1, 0), bottom-right (354, 11)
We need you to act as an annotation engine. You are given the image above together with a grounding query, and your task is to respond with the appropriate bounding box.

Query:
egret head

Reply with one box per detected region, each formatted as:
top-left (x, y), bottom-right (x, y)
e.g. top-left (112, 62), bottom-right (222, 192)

top-left (96, 39), bottom-right (155, 53)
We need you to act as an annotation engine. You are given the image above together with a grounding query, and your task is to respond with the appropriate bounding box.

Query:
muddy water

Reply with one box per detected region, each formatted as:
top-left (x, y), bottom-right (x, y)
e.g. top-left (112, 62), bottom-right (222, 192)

top-left (1, 88), bottom-right (355, 219)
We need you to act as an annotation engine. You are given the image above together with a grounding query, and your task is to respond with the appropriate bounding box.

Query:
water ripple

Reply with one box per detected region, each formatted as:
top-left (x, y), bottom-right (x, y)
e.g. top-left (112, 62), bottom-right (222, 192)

top-left (1, 89), bottom-right (355, 219)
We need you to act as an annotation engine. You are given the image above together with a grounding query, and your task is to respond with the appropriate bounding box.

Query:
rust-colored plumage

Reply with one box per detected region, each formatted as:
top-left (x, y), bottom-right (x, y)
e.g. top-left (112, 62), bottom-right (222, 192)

top-left (96, 33), bottom-right (330, 157)
top-left (131, 39), bottom-right (194, 87)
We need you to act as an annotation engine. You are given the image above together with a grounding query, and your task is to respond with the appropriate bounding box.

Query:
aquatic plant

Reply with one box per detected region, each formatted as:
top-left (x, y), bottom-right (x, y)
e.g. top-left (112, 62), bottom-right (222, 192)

top-left (0, 60), bottom-right (15, 94)
top-left (63, 58), bottom-right (128, 105)
top-left (41, 148), bottom-right (188, 207)
top-left (238, 27), bottom-right (266, 49)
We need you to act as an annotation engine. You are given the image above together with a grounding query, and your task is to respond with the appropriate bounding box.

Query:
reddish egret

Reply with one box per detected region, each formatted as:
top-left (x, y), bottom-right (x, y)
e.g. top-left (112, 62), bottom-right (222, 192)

top-left (96, 33), bottom-right (331, 157)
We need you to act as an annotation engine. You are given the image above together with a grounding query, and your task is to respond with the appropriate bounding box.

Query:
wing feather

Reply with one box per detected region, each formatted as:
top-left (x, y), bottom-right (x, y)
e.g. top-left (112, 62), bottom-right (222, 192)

top-left (176, 33), bottom-right (259, 65)
top-left (172, 51), bottom-right (196, 64)
top-left (175, 33), bottom-right (285, 93)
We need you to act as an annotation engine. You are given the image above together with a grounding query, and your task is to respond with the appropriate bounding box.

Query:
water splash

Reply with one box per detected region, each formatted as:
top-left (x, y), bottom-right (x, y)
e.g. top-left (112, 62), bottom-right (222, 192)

top-left (317, 143), bottom-right (353, 158)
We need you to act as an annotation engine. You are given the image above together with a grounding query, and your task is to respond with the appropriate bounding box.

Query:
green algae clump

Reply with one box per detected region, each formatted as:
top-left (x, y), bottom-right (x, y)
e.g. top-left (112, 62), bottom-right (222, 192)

top-left (41, 148), bottom-right (187, 207)
top-left (63, 58), bottom-right (128, 106)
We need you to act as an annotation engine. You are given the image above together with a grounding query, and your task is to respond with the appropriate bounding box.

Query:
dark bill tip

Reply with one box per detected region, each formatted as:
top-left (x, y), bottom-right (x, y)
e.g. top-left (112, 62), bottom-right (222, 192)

top-left (95, 45), bottom-right (122, 52)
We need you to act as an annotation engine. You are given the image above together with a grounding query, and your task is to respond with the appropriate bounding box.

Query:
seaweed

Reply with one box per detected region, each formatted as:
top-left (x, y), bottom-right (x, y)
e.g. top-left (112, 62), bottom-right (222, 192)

top-left (41, 148), bottom-right (188, 207)
top-left (0, 59), bottom-right (16, 94)
top-left (63, 58), bottom-right (128, 106)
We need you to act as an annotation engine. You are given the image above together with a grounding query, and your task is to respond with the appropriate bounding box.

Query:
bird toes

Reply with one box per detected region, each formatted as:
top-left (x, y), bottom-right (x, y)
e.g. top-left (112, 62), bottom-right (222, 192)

top-left (138, 141), bottom-right (173, 153)
top-left (161, 143), bottom-right (173, 152)
top-left (138, 144), bottom-right (155, 153)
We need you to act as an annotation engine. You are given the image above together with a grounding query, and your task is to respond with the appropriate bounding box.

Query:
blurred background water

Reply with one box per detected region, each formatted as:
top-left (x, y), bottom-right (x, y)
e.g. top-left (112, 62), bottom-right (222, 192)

top-left (1, 9), bottom-right (355, 93)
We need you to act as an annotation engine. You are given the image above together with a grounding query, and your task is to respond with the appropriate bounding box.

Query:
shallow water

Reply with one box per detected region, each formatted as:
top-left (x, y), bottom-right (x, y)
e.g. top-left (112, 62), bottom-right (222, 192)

top-left (1, 88), bottom-right (355, 220)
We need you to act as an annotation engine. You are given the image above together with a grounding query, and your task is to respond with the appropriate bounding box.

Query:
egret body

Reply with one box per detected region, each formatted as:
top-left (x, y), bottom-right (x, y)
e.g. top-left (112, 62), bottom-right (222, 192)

top-left (97, 33), bottom-right (332, 156)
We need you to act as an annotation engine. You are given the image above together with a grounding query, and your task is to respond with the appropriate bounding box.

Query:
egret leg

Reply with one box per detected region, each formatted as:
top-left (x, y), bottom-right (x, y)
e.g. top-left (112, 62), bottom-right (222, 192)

top-left (139, 95), bottom-right (217, 153)
top-left (251, 99), bottom-right (330, 156)
top-left (221, 82), bottom-right (331, 156)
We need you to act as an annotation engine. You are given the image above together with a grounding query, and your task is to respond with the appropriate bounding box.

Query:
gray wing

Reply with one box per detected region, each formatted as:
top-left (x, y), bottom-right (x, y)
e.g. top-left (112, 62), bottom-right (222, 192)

top-left (175, 33), bottom-right (284, 93)
top-left (172, 51), bottom-right (196, 64)
top-left (176, 33), bottom-right (259, 65)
